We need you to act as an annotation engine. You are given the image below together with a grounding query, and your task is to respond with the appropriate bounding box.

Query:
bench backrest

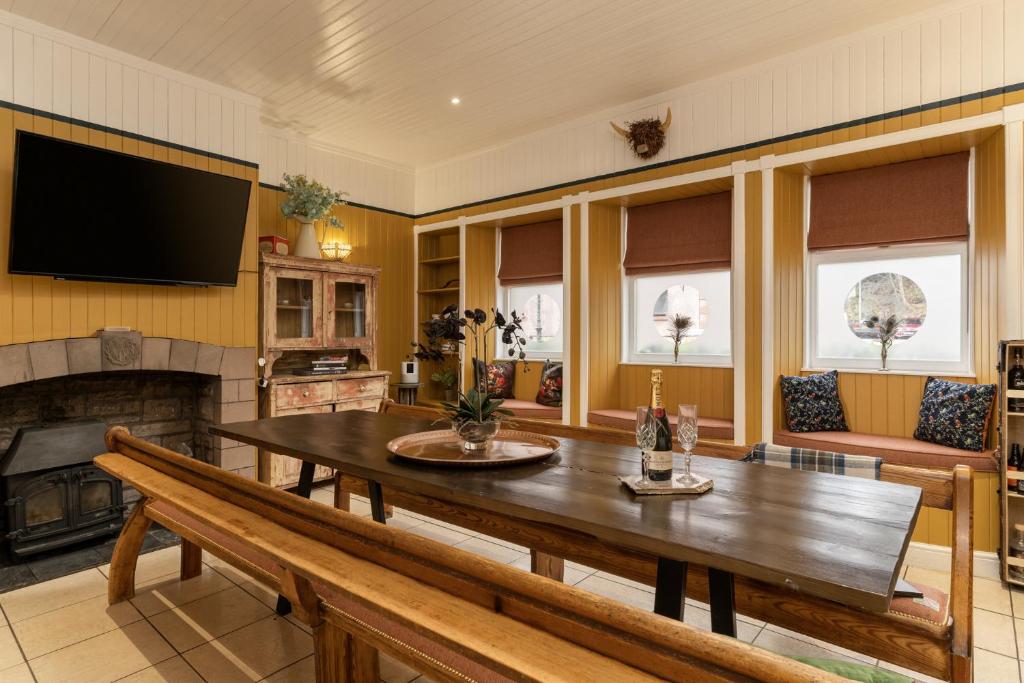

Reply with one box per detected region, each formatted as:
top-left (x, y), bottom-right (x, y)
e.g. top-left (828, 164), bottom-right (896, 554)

top-left (99, 426), bottom-right (838, 683)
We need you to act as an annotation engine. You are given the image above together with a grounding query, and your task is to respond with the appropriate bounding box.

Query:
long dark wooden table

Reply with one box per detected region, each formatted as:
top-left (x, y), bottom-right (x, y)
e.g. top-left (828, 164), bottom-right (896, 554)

top-left (212, 410), bottom-right (922, 636)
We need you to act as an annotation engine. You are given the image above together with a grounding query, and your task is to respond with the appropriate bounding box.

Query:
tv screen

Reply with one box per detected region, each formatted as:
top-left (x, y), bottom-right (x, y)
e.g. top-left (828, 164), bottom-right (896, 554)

top-left (9, 131), bottom-right (251, 287)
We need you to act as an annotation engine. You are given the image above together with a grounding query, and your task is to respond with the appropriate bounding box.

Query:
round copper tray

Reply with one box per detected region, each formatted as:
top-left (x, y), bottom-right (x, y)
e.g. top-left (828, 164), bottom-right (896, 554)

top-left (386, 429), bottom-right (559, 467)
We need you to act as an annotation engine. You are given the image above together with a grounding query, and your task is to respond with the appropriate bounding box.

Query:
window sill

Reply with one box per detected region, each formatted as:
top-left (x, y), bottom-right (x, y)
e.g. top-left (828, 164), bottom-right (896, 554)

top-left (801, 367), bottom-right (976, 379)
top-left (620, 361), bottom-right (733, 369)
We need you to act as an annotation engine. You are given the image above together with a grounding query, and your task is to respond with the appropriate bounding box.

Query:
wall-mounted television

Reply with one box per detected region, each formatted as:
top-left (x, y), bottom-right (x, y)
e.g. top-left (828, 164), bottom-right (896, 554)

top-left (9, 131), bottom-right (251, 287)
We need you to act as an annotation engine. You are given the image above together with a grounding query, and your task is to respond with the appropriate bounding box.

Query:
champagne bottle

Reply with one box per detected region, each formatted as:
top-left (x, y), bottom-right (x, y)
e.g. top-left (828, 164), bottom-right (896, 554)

top-left (646, 370), bottom-right (673, 481)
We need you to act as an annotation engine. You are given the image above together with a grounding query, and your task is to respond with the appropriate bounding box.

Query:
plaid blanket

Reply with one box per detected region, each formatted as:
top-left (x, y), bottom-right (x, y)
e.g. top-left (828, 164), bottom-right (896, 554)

top-left (745, 442), bottom-right (881, 480)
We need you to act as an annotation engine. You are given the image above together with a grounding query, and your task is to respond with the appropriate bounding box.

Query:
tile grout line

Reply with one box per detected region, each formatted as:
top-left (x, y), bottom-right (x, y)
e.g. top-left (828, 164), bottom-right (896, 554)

top-left (0, 602), bottom-right (38, 683)
top-left (138, 602), bottom-right (211, 683)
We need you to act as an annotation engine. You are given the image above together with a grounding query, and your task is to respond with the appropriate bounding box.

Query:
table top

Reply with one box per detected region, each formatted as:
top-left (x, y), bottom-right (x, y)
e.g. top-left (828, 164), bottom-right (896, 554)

top-left (212, 410), bottom-right (922, 612)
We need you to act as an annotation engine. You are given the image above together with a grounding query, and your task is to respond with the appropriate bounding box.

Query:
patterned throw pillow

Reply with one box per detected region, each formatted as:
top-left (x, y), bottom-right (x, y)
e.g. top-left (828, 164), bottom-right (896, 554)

top-left (780, 370), bottom-right (849, 433)
top-left (913, 377), bottom-right (995, 452)
top-left (472, 359), bottom-right (516, 399)
top-left (535, 361), bottom-right (563, 407)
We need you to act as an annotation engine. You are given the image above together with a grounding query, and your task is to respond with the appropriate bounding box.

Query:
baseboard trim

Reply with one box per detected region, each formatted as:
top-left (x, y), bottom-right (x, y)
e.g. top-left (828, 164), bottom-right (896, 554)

top-left (905, 541), bottom-right (1000, 580)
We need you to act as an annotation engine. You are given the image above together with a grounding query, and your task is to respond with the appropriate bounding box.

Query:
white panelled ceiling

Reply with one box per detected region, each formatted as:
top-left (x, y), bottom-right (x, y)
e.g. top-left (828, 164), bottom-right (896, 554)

top-left (4, 0), bottom-right (951, 166)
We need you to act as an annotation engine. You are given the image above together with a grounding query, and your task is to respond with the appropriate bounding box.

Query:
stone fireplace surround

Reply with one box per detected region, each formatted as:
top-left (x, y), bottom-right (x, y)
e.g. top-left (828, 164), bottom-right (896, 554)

top-left (0, 332), bottom-right (257, 479)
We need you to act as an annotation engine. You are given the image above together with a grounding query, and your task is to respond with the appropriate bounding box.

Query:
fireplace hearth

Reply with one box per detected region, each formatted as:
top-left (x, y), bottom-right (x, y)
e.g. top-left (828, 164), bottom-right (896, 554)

top-left (0, 421), bottom-right (123, 558)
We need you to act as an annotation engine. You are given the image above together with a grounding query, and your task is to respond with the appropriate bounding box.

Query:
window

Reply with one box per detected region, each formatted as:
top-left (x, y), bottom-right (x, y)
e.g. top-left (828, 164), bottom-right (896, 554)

top-left (625, 270), bottom-right (731, 365)
top-left (503, 282), bottom-right (563, 358)
top-left (808, 242), bottom-right (969, 374)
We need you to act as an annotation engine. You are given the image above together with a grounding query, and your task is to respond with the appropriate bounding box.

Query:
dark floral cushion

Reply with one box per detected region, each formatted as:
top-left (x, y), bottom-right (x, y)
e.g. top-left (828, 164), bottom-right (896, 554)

top-left (535, 361), bottom-right (562, 407)
top-left (472, 359), bottom-right (516, 399)
top-left (913, 377), bottom-right (995, 452)
top-left (780, 370), bottom-right (849, 433)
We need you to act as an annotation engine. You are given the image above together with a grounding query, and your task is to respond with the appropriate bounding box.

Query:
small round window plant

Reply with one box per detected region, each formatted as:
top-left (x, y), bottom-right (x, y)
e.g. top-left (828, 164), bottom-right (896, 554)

top-left (279, 173), bottom-right (348, 259)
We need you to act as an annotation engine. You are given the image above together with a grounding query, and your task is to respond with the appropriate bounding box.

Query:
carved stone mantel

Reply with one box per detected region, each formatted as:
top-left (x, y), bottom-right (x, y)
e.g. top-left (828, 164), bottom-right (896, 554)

top-left (0, 333), bottom-right (259, 479)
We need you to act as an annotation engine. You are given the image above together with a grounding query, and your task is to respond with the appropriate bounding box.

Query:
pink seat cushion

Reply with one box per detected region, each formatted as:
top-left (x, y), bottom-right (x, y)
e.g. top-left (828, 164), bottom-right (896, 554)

top-left (587, 409), bottom-right (734, 441)
top-left (501, 399), bottom-right (562, 420)
top-left (888, 581), bottom-right (951, 636)
top-left (774, 429), bottom-right (997, 472)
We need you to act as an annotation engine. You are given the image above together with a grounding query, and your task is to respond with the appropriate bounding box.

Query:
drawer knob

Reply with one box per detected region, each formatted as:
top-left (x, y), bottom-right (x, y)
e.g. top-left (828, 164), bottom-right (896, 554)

top-left (302, 390), bottom-right (310, 397)
top-left (358, 383), bottom-right (368, 392)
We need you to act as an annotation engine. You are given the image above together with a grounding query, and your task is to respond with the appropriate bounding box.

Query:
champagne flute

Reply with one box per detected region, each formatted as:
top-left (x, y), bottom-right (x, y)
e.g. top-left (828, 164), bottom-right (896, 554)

top-left (635, 406), bottom-right (656, 479)
top-left (676, 404), bottom-right (699, 485)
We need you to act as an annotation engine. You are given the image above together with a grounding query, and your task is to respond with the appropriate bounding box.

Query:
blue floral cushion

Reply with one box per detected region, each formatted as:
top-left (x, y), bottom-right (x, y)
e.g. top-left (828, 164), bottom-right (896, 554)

top-left (913, 377), bottom-right (995, 452)
top-left (780, 371), bottom-right (849, 433)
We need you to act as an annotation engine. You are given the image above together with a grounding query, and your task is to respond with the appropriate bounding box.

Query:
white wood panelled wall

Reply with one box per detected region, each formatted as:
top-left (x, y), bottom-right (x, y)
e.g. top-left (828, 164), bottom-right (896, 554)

top-left (0, 10), bottom-right (260, 164)
top-left (0, 9), bottom-right (415, 214)
top-left (259, 128), bottom-right (416, 215)
top-left (415, 0), bottom-right (1024, 215)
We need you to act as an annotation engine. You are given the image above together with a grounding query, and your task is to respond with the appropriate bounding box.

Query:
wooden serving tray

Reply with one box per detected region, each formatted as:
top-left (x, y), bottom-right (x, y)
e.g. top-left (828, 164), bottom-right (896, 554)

top-left (386, 429), bottom-right (559, 467)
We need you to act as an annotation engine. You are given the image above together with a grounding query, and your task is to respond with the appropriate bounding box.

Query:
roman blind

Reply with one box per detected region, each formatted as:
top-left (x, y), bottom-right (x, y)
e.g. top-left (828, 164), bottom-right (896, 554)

top-left (808, 151), bottom-right (969, 251)
top-left (497, 220), bottom-right (562, 285)
top-left (624, 191), bottom-right (732, 276)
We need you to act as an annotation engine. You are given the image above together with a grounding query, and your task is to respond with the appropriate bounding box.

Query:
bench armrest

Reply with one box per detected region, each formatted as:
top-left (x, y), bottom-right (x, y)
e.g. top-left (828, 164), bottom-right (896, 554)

top-left (949, 464), bottom-right (973, 659)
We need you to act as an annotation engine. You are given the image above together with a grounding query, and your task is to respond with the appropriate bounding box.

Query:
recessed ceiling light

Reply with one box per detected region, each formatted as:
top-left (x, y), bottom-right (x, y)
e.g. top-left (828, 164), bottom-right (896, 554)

top-left (450, 97), bottom-right (461, 105)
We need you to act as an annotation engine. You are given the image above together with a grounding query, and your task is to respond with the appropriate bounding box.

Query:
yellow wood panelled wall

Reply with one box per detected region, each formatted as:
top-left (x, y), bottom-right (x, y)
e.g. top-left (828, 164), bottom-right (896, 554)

top-left (258, 187), bottom-right (414, 381)
top-left (768, 129), bottom-right (1005, 551)
top-left (584, 200), bottom-right (734, 418)
top-left (459, 223), bottom-right (497, 392)
top-left (744, 171), bottom-right (764, 442)
top-left (0, 110), bottom-right (259, 348)
top-left (587, 204), bottom-right (622, 411)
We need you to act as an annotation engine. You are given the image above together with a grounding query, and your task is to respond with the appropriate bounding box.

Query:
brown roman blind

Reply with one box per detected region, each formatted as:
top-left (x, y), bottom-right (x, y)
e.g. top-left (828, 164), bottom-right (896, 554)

top-left (624, 191), bottom-right (732, 276)
top-left (497, 220), bottom-right (562, 285)
top-left (808, 151), bottom-right (969, 251)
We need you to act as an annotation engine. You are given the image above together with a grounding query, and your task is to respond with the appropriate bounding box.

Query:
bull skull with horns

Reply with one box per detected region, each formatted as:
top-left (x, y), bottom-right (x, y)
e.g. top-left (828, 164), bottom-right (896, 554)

top-left (610, 108), bottom-right (672, 160)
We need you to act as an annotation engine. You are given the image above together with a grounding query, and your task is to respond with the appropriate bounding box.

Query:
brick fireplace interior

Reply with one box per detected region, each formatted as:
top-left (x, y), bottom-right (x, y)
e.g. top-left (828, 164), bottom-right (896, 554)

top-left (0, 333), bottom-right (256, 591)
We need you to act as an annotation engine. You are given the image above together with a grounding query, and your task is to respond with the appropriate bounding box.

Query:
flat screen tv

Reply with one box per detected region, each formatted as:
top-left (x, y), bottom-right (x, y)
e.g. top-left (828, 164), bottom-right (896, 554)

top-left (9, 131), bottom-right (251, 287)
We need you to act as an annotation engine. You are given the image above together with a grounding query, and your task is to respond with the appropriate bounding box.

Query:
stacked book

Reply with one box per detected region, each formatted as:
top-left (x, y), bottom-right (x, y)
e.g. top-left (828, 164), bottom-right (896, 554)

top-left (295, 355), bottom-right (348, 376)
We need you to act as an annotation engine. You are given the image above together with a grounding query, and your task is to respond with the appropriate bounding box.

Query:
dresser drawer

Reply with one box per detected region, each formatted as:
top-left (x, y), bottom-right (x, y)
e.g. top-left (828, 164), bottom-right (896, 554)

top-left (335, 398), bottom-right (382, 413)
top-left (334, 377), bottom-right (385, 400)
top-left (275, 381), bottom-right (333, 410)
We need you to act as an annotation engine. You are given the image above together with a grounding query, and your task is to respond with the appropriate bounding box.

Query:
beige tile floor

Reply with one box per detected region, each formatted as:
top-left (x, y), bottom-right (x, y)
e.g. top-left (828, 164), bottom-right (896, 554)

top-left (0, 485), bottom-right (1020, 682)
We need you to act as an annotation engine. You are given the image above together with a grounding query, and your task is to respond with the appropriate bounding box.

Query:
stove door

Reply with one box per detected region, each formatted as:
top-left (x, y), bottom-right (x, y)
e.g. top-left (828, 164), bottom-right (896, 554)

top-left (71, 466), bottom-right (122, 527)
top-left (6, 471), bottom-right (72, 544)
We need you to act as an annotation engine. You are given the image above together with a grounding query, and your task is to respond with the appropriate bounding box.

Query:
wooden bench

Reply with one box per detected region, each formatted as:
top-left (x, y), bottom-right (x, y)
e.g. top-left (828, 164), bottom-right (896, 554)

top-left (95, 426), bottom-right (836, 683)
top-left (343, 404), bottom-right (974, 682)
top-left (774, 428), bottom-right (997, 472)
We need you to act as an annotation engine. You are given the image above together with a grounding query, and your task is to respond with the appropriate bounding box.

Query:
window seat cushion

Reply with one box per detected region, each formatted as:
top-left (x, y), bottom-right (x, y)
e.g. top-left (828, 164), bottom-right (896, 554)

top-left (587, 409), bottom-right (734, 441)
top-left (774, 429), bottom-right (997, 472)
top-left (501, 399), bottom-right (562, 420)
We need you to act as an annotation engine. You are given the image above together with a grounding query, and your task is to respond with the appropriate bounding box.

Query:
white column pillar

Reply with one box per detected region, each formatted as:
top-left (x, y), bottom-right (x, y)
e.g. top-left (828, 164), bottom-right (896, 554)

top-left (1004, 106), bottom-right (1024, 340)
top-left (730, 162), bottom-right (746, 445)
top-left (760, 158), bottom-right (776, 443)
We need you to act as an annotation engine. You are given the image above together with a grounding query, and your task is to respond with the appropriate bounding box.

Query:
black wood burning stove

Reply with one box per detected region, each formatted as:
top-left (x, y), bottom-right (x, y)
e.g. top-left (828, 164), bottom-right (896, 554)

top-left (1, 421), bottom-right (124, 558)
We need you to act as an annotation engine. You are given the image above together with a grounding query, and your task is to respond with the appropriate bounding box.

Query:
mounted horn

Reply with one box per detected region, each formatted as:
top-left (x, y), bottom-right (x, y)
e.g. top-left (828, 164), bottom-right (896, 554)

top-left (610, 121), bottom-right (629, 138)
top-left (660, 107), bottom-right (672, 133)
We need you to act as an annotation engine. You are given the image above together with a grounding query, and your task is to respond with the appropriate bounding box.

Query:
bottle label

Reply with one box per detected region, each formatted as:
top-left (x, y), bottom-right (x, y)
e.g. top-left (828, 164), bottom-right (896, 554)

top-left (648, 449), bottom-right (673, 474)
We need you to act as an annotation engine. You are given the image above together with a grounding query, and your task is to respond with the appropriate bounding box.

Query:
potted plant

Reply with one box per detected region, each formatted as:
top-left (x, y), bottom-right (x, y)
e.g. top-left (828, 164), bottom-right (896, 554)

top-left (422, 305), bottom-right (528, 450)
top-left (280, 173), bottom-right (348, 259)
top-left (430, 367), bottom-right (459, 402)
top-left (863, 314), bottom-right (903, 371)
top-left (662, 313), bottom-right (693, 364)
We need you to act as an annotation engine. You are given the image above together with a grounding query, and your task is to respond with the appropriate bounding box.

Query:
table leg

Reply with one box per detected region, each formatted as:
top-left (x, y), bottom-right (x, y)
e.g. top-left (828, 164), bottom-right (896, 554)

top-left (708, 568), bottom-right (737, 637)
top-left (530, 550), bottom-right (564, 581)
top-left (367, 480), bottom-right (387, 524)
top-left (653, 557), bottom-right (687, 620)
top-left (277, 461), bottom-right (318, 615)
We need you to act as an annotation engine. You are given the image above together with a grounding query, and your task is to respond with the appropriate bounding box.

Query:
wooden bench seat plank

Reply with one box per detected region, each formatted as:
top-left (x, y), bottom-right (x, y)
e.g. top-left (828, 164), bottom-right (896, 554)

top-left (96, 436), bottom-right (841, 683)
top-left (98, 454), bottom-right (666, 683)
